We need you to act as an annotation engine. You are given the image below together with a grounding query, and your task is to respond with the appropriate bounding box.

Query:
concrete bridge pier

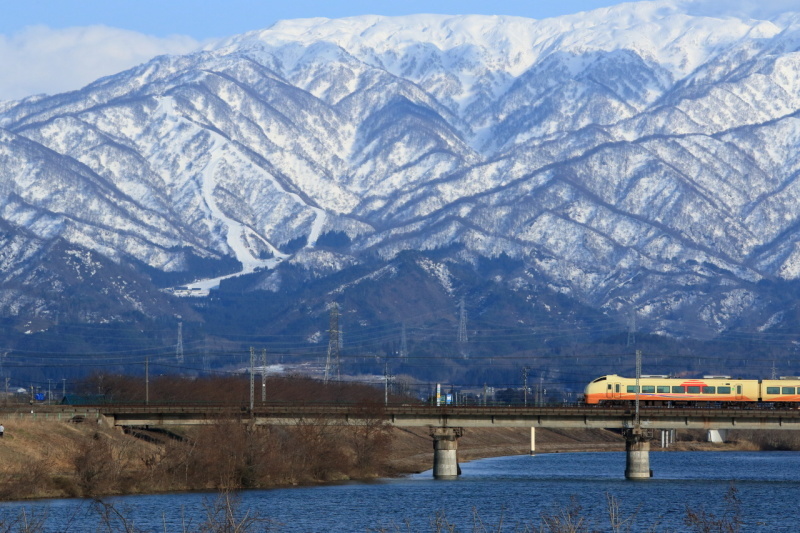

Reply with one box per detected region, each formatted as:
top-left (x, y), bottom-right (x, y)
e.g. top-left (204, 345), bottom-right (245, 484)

top-left (431, 427), bottom-right (463, 478)
top-left (707, 429), bottom-right (729, 443)
top-left (624, 427), bottom-right (653, 479)
top-left (530, 427), bottom-right (536, 455)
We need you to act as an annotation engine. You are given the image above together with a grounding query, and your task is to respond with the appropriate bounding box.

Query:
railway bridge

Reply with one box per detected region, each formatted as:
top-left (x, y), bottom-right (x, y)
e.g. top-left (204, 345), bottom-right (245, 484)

top-left (94, 403), bottom-right (800, 479)
top-left (9, 404), bottom-right (799, 479)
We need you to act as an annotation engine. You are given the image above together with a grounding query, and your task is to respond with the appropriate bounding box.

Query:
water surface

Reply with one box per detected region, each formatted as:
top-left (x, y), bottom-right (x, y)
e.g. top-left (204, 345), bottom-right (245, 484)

top-left (2, 451), bottom-right (799, 531)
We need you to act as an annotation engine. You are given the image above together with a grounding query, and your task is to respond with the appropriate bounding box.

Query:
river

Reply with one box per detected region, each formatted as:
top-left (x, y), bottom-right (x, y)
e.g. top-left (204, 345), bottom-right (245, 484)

top-left (2, 451), bottom-right (799, 531)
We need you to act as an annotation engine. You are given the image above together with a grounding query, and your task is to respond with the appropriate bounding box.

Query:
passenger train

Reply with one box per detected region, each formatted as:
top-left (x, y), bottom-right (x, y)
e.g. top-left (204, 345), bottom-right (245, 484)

top-left (584, 374), bottom-right (800, 406)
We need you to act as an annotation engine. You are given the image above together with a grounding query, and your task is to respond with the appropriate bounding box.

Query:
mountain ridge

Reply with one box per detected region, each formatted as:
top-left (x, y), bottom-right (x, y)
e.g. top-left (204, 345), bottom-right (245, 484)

top-left (2, 4), bottom-right (800, 345)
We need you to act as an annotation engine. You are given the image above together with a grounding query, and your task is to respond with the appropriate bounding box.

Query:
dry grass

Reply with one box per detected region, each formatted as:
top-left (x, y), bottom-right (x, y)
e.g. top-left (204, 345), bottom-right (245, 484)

top-left (0, 414), bottom-right (395, 501)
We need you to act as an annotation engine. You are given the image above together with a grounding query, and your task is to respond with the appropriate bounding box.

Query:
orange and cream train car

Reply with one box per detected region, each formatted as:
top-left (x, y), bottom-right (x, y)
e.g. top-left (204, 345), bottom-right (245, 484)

top-left (584, 374), bottom-right (800, 406)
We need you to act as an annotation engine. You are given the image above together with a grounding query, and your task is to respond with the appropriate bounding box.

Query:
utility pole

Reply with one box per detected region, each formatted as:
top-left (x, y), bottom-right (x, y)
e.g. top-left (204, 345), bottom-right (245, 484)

top-left (249, 347), bottom-right (255, 412)
top-left (261, 349), bottom-right (267, 403)
top-left (635, 349), bottom-right (642, 427)
top-left (145, 357), bottom-right (149, 405)
top-left (384, 362), bottom-right (394, 406)
top-left (522, 367), bottom-right (530, 406)
top-left (47, 379), bottom-right (52, 405)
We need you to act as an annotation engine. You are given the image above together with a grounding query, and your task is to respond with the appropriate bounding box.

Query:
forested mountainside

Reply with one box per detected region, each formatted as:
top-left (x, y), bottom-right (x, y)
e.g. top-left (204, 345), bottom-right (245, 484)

top-left (3, 3), bottom-right (800, 383)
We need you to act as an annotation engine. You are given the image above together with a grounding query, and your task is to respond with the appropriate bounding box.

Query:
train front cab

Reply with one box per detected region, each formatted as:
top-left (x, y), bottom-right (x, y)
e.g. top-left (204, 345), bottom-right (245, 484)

top-left (585, 375), bottom-right (757, 406)
top-left (584, 375), bottom-right (622, 405)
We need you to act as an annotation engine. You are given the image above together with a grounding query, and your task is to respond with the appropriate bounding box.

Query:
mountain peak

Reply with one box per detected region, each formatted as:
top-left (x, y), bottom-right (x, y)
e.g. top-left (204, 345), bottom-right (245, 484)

top-left (209, 6), bottom-right (789, 81)
top-left (4, 2), bottom-right (800, 339)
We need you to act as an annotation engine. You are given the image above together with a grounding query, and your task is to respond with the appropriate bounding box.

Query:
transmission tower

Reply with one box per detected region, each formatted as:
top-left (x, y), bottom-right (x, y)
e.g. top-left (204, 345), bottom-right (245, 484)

top-left (202, 338), bottom-right (210, 373)
top-left (176, 320), bottom-right (184, 364)
top-left (324, 303), bottom-right (341, 382)
top-left (399, 322), bottom-right (408, 361)
top-left (458, 297), bottom-right (468, 358)
top-left (626, 306), bottom-right (636, 347)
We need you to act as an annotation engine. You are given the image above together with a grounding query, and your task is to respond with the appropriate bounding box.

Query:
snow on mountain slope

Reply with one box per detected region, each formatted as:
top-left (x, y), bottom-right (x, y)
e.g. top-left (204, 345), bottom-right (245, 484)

top-left (2, 2), bottom-right (800, 334)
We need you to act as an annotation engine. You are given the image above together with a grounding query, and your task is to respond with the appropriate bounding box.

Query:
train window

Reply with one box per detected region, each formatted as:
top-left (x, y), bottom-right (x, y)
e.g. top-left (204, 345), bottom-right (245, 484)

top-left (737, 385), bottom-right (741, 395)
top-left (687, 386), bottom-right (701, 393)
top-left (702, 386), bottom-right (715, 394)
top-left (627, 386), bottom-right (639, 393)
top-left (718, 386), bottom-right (731, 394)
top-left (657, 386), bottom-right (669, 393)
top-left (672, 386), bottom-right (685, 393)
top-left (592, 377), bottom-right (607, 383)
top-left (615, 384), bottom-right (620, 393)
top-left (642, 386), bottom-right (655, 393)
top-left (607, 384), bottom-right (612, 390)
top-left (782, 387), bottom-right (795, 394)
top-left (767, 387), bottom-right (780, 394)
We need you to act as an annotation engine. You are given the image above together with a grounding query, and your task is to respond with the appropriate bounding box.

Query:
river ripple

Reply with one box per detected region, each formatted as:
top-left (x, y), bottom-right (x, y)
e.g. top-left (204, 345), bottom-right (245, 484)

top-left (2, 451), bottom-right (799, 531)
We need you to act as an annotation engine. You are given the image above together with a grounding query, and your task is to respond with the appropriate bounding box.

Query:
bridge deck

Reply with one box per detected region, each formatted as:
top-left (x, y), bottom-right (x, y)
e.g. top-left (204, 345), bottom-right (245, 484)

top-left (14, 404), bottom-right (798, 431)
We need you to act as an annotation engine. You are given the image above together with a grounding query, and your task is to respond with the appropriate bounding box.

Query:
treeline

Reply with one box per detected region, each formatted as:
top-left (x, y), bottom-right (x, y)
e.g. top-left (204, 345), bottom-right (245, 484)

top-left (74, 373), bottom-right (409, 405)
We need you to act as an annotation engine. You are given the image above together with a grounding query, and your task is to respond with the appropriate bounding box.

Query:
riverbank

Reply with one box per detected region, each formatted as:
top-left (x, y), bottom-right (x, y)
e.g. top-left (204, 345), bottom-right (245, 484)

top-left (0, 417), bottom-right (792, 501)
top-left (0, 418), bottom-right (628, 500)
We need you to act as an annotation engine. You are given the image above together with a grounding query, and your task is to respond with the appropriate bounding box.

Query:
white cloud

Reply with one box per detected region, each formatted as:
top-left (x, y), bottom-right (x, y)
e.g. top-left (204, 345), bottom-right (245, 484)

top-left (0, 25), bottom-right (200, 102)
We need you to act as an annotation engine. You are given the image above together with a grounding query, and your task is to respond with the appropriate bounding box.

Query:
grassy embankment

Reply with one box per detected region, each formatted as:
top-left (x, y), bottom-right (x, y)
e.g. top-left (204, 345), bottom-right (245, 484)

top-left (0, 413), bottom-right (632, 501)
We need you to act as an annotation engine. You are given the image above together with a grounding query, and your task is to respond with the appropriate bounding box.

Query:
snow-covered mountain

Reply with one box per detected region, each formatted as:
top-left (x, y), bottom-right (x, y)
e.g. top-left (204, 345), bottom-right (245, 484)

top-left (3, 1), bottom-right (800, 337)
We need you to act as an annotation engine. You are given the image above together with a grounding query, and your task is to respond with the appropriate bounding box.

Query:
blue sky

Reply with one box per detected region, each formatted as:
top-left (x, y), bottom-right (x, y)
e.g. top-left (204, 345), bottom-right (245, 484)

top-left (0, 0), bottom-right (623, 101)
top-left (2, 1), bottom-right (623, 40)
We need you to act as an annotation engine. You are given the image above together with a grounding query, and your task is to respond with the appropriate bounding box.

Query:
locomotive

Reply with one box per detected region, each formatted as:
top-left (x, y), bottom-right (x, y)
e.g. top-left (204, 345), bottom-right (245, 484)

top-left (584, 374), bottom-right (800, 406)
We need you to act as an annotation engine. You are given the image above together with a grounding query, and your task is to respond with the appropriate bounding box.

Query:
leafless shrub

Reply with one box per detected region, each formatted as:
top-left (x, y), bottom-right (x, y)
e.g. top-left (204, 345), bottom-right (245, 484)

top-left (348, 401), bottom-right (393, 475)
top-left (195, 490), bottom-right (279, 533)
top-left (287, 417), bottom-right (351, 482)
top-left (0, 459), bottom-right (53, 500)
top-left (684, 484), bottom-right (742, 533)
top-left (90, 499), bottom-right (143, 533)
top-left (0, 508), bottom-right (48, 533)
top-left (537, 497), bottom-right (587, 533)
top-left (73, 432), bottom-right (114, 496)
top-left (607, 492), bottom-right (643, 533)
top-left (430, 510), bottom-right (458, 533)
